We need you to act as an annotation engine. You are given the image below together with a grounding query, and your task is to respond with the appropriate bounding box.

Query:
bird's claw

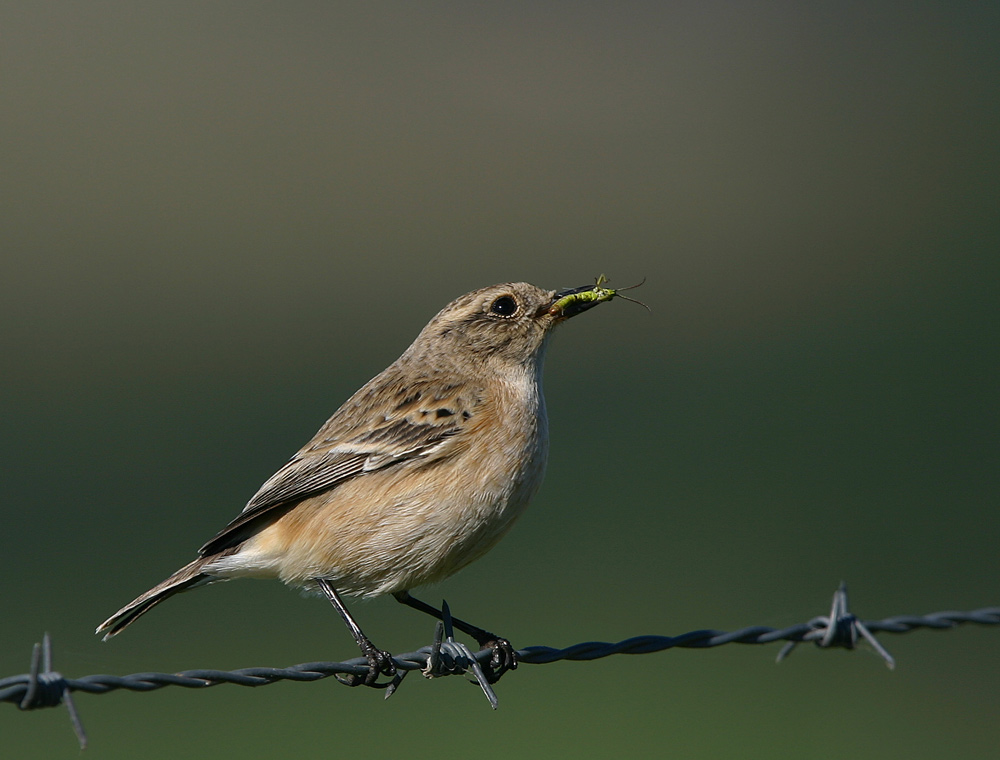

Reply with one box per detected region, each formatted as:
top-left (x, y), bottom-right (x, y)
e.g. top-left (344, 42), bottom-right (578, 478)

top-left (336, 644), bottom-right (401, 692)
top-left (479, 636), bottom-right (518, 683)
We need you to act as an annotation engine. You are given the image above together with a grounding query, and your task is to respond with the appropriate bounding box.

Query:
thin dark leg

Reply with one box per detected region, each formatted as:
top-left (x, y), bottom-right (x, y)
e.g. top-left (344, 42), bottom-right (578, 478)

top-left (317, 579), bottom-right (396, 687)
top-left (393, 591), bottom-right (517, 682)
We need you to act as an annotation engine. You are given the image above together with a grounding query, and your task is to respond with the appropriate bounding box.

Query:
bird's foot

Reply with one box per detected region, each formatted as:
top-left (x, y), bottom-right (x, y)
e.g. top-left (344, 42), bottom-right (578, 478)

top-left (476, 635), bottom-right (518, 684)
top-left (336, 641), bottom-right (401, 693)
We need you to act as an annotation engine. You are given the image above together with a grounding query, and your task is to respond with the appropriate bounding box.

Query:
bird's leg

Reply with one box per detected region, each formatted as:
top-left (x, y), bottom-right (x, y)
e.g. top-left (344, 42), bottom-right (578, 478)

top-left (393, 591), bottom-right (517, 683)
top-left (317, 579), bottom-right (397, 687)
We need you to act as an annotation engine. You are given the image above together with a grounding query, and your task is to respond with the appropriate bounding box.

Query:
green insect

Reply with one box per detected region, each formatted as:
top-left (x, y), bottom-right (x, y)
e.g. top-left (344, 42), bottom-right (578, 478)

top-left (549, 274), bottom-right (648, 319)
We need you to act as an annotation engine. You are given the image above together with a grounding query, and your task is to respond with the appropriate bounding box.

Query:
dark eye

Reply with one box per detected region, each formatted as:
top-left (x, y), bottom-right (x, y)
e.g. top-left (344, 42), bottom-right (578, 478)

top-left (490, 295), bottom-right (517, 317)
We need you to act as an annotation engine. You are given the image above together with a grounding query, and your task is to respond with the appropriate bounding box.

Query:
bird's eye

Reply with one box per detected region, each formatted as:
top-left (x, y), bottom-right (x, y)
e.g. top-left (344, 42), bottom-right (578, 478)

top-left (489, 295), bottom-right (518, 317)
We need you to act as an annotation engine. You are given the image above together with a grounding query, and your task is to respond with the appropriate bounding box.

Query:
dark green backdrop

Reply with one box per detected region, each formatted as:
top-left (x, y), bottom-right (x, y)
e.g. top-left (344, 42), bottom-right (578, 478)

top-left (3, 3), bottom-right (997, 757)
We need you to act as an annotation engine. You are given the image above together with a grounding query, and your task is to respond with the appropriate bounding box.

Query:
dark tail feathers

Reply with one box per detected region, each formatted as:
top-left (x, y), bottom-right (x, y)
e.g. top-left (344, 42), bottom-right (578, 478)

top-left (96, 556), bottom-right (219, 640)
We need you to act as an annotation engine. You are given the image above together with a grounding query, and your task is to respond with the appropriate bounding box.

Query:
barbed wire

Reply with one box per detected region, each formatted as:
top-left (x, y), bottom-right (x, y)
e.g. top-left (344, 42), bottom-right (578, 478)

top-left (2, 584), bottom-right (998, 750)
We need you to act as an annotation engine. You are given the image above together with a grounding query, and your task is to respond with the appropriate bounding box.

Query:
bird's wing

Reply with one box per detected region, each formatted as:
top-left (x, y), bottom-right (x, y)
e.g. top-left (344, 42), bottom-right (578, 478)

top-left (197, 418), bottom-right (461, 556)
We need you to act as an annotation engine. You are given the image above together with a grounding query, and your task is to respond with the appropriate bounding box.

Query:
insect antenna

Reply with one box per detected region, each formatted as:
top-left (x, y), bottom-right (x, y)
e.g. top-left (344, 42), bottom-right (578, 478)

top-left (612, 276), bottom-right (650, 311)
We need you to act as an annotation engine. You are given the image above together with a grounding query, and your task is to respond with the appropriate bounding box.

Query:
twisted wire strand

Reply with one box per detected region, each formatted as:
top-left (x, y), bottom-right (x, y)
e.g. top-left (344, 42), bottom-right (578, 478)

top-left (516, 606), bottom-right (1000, 663)
top-left (2, 585), bottom-right (998, 750)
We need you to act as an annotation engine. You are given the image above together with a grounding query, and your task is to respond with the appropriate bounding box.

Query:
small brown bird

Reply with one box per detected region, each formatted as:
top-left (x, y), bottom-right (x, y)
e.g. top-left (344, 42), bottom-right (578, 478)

top-left (97, 280), bottom-right (622, 686)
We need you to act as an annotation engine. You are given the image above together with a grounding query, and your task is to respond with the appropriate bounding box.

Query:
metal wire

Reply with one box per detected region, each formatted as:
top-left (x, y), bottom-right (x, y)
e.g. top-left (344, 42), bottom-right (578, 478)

top-left (3, 584), bottom-right (998, 750)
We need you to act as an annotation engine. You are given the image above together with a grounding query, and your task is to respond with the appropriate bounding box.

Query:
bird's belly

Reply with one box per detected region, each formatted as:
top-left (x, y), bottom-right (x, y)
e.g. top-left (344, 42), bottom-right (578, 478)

top-left (217, 445), bottom-right (546, 597)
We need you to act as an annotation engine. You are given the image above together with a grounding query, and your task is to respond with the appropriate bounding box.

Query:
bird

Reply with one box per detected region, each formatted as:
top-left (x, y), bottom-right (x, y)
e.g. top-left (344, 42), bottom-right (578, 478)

top-left (96, 279), bottom-right (626, 687)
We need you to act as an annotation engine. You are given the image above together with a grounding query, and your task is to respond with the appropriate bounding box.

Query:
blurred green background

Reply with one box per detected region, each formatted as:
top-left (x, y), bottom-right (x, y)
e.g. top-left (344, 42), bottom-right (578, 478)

top-left (3, 2), bottom-right (998, 757)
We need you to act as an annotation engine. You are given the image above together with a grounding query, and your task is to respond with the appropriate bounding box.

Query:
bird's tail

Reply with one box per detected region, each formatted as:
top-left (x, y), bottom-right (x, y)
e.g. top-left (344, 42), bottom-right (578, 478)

top-left (96, 556), bottom-right (219, 641)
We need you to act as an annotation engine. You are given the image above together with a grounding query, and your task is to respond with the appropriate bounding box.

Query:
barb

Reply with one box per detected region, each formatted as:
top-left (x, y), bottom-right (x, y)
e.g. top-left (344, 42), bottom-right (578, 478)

top-left (11, 633), bottom-right (87, 749)
top-left (423, 600), bottom-right (499, 709)
top-left (3, 586), bottom-right (998, 748)
top-left (776, 582), bottom-right (895, 667)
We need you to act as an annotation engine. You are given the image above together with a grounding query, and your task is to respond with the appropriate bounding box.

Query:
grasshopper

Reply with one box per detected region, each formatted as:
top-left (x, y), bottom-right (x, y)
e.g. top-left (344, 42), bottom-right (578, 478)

top-left (549, 274), bottom-right (648, 319)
